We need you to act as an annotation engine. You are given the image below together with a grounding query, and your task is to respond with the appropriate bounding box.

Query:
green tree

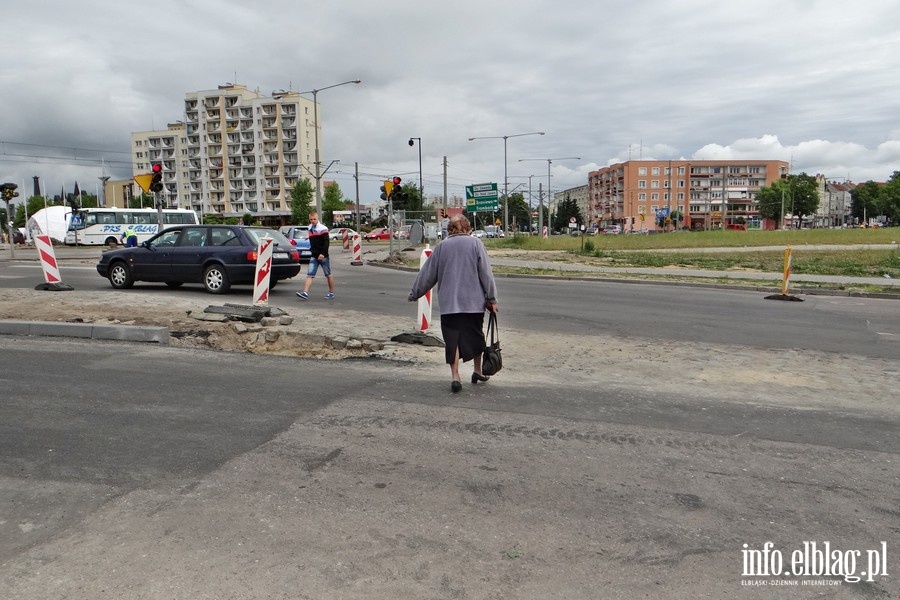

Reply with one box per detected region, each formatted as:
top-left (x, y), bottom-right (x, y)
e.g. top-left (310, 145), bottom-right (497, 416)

top-left (877, 171), bottom-right (900, 224)
top-left (850, 181), bottom-right (881, 224)
top-left (322, 182), bottom-right (346, 225)
top-left (755, 179), bottom-right (790, 226)
top-left (290, 178), bottom-right (314, 224)
top-left (787, 173), bottom-right (819, 227)
top-left (506, 192), bottom-right (530, 231)
top-left (129, 193), bottom-right (155, 209)
top-left (756, 173), bottom-right (818, 228)
top-left (551, 194), bottom-right (583, 232)
top-left (393, 182), bottom-right (423, 213)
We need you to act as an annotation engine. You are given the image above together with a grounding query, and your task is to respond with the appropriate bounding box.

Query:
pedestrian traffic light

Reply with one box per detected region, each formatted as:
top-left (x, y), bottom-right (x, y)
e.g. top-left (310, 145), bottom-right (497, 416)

top-left (1, 182), bottom-right (19, 201)
top-left (150, 164), bottom-right (163, 193)
top-left (438, 208), bottom-right (445, 219)
top-left (380, 179), bottom-right (393, 201)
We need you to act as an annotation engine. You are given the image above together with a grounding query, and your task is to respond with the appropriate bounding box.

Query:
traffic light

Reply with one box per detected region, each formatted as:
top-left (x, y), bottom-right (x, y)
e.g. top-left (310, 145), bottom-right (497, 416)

top-left (390, 176), bottom-right (403, 202)
top-left (1, 182), bottom-right (19, 202)
top-left (380, 179), bottom-right (393, 201)
top-left (438, 208), bottom-right (445, 219)
top-left (150, 164), bottom-right (163, 193)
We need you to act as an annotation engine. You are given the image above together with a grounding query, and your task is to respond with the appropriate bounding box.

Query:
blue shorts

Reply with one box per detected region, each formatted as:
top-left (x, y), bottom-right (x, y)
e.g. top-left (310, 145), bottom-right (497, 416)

top-left (307, 256), bottom-right (332, 278)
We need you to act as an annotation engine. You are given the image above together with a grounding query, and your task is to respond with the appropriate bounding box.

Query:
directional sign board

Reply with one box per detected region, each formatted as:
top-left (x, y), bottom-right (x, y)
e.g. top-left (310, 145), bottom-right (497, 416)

top-left (465, 183), bottom-right (499, 212)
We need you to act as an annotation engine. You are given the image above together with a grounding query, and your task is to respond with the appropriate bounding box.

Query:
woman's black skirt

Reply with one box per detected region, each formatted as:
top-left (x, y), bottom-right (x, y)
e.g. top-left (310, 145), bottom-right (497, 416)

top-left (440, 312), bottom-right (486, 364)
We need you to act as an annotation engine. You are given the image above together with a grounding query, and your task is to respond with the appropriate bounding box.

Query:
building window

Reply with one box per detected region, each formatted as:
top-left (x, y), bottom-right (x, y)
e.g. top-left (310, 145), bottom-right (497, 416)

top-left (638, 193), bottom-right (646, 201)
top-left (678, 166), bottom-right (686, 175)
top-left (651, 193), bottom-right (659, 201)
top-left (651, 167), bottom-right (659, 175)
top-left (678, 180), bottom-right (685, 188)
top-left (677, 193), bottom-right (685, 200)
top-left (638, 167), bottom-right (647, 176)
top-left (638, 180), bottom-right (647, 188)
top-left (664, 180), bottom-right (670, 188)
top-left (651, 180), bottom-right (659, 188)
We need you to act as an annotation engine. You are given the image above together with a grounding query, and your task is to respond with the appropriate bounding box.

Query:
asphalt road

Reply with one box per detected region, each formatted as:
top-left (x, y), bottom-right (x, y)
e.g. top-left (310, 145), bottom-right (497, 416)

top-left (2, 248), bottom-right (899, 598)
top-left (1, 336), bottom-right (898, 598)
top-left (3, 254), bottom-right (899, 359)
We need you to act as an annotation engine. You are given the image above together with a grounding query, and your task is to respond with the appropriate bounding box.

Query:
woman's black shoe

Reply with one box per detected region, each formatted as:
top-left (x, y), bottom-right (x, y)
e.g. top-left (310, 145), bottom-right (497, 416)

top-left (471, 373), bottom-right (490, 384)
top-left (451, 380), bottom-right (462, 393)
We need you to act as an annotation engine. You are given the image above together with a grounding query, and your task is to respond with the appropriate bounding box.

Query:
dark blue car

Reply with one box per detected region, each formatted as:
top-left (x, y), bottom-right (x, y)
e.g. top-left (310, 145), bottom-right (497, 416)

top-left (96, 225), bottom-right (302, 294)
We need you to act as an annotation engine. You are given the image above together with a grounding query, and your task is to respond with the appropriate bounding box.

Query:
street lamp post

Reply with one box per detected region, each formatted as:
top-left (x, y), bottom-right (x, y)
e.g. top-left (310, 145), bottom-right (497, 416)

top-left (408, 138), bottom-right (423, 205)
top-left (519, 157), bottom-right (580, 238)
top-left (468, 131), bottom-right (545, 233)
top-left (300, 79), bottom-right (361, 215)
top-left (509, 175), bottom-right (538, 232)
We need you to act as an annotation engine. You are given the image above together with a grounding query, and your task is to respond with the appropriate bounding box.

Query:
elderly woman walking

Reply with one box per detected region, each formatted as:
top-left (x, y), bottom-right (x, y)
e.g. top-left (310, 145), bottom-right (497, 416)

top-left (409, 213), bottom-right (499, 392)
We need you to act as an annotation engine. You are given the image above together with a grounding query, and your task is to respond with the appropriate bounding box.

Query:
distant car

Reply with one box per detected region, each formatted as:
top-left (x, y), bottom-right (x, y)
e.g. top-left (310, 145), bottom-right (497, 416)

top-left (363, 227), bottom-right (392, 241)
top-left (96, 225), bottom-right (302, 294)
top-left (329, 227), bottom-right (357, 241)
top-left (472, 229), bottom-right (486, 238)
top-left (603, 225), bottom-right (623, 235)
top-left (11, 230), bottom-right (26, 245)
top-left (280, 225), bottom-right (312, 262)
top-left (395, 226), bottom-right (411, 240)
top-left (483, 225), bottom-right (505, 238)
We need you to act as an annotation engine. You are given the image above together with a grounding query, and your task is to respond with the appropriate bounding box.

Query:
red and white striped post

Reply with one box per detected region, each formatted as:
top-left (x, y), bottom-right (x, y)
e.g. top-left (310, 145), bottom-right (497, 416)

top-left (253, 237), bottom-right (274, 305)
top-left (351, 233), bottom-right (363, 266)
top-left (417, 244), bottom-right (433, 332)
top-left (35, 234), bottom-right (62, 285)
top-left (33, 234), bottom-right (73, 291)
top-left (780, 244), bottom-right (793, 296)
top-left (342, 229), bottom-right (350, 251)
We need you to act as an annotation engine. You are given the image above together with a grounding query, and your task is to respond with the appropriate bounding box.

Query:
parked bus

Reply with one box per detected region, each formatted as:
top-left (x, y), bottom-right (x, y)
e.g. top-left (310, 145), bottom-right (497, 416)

top-left (64, 208), bottom-right (199, 246)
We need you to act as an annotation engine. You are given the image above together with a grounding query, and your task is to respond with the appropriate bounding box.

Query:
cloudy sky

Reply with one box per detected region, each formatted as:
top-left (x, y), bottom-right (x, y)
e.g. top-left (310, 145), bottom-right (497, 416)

top-left (2, 0), bottom-right (899, 207)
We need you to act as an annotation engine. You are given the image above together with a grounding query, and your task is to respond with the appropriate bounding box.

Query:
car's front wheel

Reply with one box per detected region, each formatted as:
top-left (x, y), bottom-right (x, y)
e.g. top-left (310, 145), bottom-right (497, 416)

top-left (108, 261), bottom-right (134, 289)
top-left (203, 264), bottom-right (230, 294)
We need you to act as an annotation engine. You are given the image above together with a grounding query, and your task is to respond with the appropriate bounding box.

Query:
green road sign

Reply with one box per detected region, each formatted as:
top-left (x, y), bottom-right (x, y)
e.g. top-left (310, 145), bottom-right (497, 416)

top-left (465, 183), bottom-right (499, 212)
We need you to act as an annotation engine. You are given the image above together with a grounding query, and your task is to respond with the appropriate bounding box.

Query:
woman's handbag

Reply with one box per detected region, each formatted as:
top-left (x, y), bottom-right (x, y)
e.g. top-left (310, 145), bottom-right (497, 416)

top-left (482, 311), bottom-right (503, 376)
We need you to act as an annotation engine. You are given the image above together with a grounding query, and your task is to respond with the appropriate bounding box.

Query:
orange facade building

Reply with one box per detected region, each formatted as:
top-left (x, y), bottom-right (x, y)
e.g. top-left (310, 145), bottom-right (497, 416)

top-left (588, 159), bottom-right (789, 231)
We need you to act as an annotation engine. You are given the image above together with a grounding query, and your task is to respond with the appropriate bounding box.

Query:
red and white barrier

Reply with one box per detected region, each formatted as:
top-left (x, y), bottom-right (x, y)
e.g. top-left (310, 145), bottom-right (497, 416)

top-left (781, 245), bottom-right (793, 296)
top-left (417, 244), bottom-right (433, 332)
top-left (35, 234), bottom-right (62, 284)
top-left (342, 229), bottom-right (350, 251)
top-left (253, 237), bottom-right (274, 305)
top-left (351, 233), bottom-right (363, 266)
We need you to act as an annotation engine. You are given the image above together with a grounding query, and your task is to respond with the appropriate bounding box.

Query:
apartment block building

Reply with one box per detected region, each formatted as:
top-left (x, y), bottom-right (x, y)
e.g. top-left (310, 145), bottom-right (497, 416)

top-left (815, 175), bottom-right (854, 228)
top-left (131, 121), bottom-right (188, 208)
top-left (588, 159), bottom-right (789, 231)
top-left (551, 184), bottom-right (589, 223)
top-left (131, 84), bottom-right (317, 226)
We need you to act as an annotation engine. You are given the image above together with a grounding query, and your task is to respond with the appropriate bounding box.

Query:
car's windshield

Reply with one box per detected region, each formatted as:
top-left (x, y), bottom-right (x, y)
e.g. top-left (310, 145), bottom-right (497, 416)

top-left (245, 228), bottom-right (291, 246)
top-left (149, 229), bottom-right (182, 248)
